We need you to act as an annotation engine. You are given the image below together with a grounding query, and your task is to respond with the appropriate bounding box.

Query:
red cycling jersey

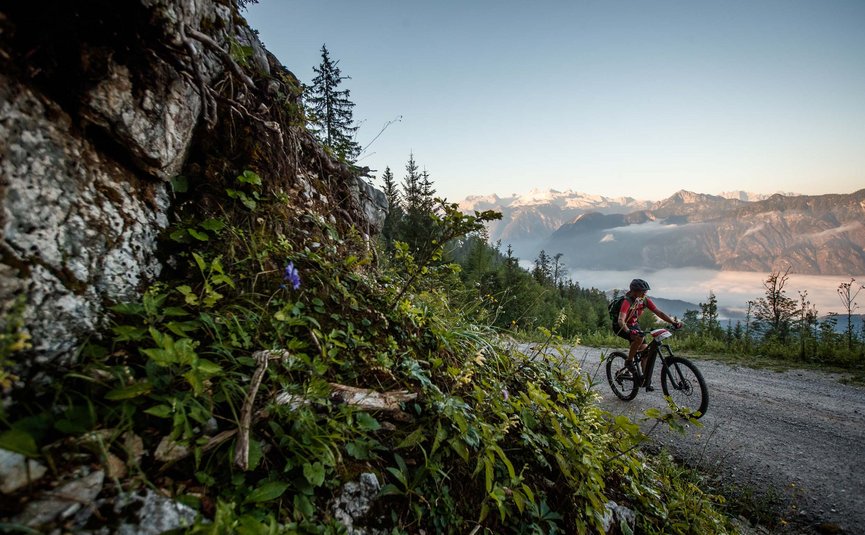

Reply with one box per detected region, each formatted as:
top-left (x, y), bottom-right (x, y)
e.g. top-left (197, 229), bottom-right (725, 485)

top-left (617, 296), bottom-right (658, 328)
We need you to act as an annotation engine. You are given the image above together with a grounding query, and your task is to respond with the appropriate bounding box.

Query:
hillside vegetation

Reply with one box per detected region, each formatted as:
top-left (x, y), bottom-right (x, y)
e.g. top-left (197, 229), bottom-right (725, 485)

top-left (0, 2), bottom-right (742, 532)
top-left (1, 164), bottom-right (737, 533)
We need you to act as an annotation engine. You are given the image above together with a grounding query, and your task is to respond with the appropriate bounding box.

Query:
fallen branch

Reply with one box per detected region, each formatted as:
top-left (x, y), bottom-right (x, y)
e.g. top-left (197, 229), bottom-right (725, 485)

top-left (328, 383), bottom-right (417, 416)
top-left (234, 350), bottom-right (292, 470)
top-left (273, 383), bottom-right (416, 422)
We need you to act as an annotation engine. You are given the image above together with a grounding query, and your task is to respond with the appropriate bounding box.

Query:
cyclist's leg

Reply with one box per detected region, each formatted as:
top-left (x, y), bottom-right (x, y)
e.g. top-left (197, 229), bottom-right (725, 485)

top-left (613, 326), bottom-right (637, 365)
top-left (642, 351), bottom-right (657, 389)
top-left (630, 337), bottom-right (644, 364)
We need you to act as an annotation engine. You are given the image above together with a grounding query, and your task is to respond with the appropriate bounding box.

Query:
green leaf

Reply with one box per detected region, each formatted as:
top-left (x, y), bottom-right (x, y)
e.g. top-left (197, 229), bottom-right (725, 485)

top-left (110, 302), bottom-right (144, 315)
top-left (355, 412), bottom-right (380, 432)
top-left (192, 252), bottom-right (207, 273)
top-left (303, 462), bottom-right (325, 487)
top-left (169, 229), bottom-right (190, 243)
top-left (187, 228), bottom-right (209, 241)
top-left (54, 406), bottom-right (95, 435)
top-left (172, 338), bottom-right (197, 366)
top-left (144, 405), bottom-right (173, 418)
top-left (247, 439), bottom-right (263, 471)
top-left (238, 170), bottom-right (263, 186)
top-left (195, 359), bottom-right (223, 376)
top-left (431, 421), bottom-right (447, 454)
top-left (484, 456), bottom-right (493, 493)
top-left (643, 408), bottom-right (663, 420)
top-left (396, 427), bottom-right (425, 450)
top-left (385, 466), bottom-right (407, 488)
top-left (245, 481), bottom-right (289, 503)
top-left (0, 429), bottom-right (39, 457)
top-left (105, 381), bottom-right (153, 400)
top-left (112, 325), bottom-right (147, 342)
top-left (176, 285), bottom-right (199, 306)
top-left (142, 348), bottom-right (175, 366)
top-left (621, 519), bottom-right (635, 535)
top-left (142, 291), bottom-right (167, 317)
top-left (615, 415), bottom-right (642, 437)
top-left (294, 493), bottom-right (314, 518)
top-left (199, 218), bottom-right (226, 232)
top-left (240, 195), bottom-right (257, 210)
top-left (378, 483), bottom-right (404, 497)
top-left (449, 438), bottom-right (470, 462)
top-left (492, 445), bottom-right (516, 480)
top-left (345, 440), bottom-right (371, 460)
top-left (165, 321), bottom-right (199, 337)
top-left (170, 175), bottom-right (189, 193)
top-left (184, 370), bottom-right (205, 396)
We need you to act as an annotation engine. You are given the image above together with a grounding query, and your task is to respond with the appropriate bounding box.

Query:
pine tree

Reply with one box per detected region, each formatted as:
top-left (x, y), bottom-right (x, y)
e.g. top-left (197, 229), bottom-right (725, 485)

top-left (698, 290), bottom-right (721, 338)
top-left (401, 153), bottom-right (422, 213)
top-left (307, 44), bottom-right (360, 161)
top-left (533, 250), bottom-right (552, 285)
top-left (419, 169), bottom-right (436, 212)
top-left (399, 153), bottom-right (430, 252)
top-left (380, 166), bottom-right (402, 243)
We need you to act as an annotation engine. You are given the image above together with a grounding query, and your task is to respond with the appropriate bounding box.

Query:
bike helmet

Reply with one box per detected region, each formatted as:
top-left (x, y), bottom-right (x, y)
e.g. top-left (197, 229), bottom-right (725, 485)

top-left (629, 278), bottom-right (650, 292)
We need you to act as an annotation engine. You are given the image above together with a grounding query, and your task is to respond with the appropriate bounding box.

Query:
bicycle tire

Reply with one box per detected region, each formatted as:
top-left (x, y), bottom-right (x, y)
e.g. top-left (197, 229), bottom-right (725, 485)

top-left (606, 351), bottom-right (639, 401)
top-left (660, 356), bottom-right (709, 418)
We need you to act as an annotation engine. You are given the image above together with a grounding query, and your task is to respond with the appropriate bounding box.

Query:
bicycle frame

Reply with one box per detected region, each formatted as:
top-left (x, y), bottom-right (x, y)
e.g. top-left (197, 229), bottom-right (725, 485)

top-left (637, 333), bottom-right (676, 382)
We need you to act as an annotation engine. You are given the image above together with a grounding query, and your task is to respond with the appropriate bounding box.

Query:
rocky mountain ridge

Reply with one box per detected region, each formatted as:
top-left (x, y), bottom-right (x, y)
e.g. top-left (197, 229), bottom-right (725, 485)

top-left (458, 189), bottom-right (652, 252)
top-left (546, 189), bottom-right (865, 275)
top-left (457, 188), bottom-right (802, 259)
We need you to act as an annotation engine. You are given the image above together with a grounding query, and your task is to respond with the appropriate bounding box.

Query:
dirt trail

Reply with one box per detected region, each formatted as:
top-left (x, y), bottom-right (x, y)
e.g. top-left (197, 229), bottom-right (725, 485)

top-left (568, 346), bottom-right (865, 534)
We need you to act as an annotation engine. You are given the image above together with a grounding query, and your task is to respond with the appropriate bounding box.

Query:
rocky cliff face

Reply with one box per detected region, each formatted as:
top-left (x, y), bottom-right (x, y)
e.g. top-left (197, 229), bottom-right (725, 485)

top-left (0, 0), bottom-right (385, 366)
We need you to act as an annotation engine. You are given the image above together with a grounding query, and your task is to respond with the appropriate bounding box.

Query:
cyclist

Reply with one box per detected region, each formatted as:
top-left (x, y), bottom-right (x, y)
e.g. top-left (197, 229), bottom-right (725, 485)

top-left (613, 278), bottom-right (683, 391)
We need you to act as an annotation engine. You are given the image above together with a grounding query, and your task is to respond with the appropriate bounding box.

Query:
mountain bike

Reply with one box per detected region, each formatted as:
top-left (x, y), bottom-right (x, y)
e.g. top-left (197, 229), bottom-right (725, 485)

top-left (605, 325), bottom-right (709, 418)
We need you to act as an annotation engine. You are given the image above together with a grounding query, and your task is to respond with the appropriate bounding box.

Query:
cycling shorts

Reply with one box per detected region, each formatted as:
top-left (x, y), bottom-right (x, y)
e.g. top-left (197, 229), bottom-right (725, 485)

top-left (612, 325), bottom-right (634, 342)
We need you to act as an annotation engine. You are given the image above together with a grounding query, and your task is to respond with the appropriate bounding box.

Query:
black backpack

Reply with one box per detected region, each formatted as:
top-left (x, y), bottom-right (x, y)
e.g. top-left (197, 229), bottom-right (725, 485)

top-left (608, 294), bottom-right (634, 328)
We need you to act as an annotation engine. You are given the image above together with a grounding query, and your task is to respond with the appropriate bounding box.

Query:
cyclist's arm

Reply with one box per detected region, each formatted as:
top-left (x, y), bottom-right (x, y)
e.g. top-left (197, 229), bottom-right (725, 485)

top-left (651, 306), bottom-right (681, 326)
top-left (617, 300), bottom-right (631, 330)
top-left (646, 298), bottom-right (677, 325)
top-left (654, 310), bottom-right (677, 324)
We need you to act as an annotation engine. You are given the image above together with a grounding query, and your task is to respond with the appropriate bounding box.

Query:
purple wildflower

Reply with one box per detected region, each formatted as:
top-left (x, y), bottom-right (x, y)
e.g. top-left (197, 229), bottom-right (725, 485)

top-left (283, 261), bottom-right (301, 290)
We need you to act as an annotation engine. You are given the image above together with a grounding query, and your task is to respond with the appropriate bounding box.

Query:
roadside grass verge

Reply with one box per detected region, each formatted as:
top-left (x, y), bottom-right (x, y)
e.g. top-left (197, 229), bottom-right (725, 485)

top-left (577, 329), bottom-right (865, 386)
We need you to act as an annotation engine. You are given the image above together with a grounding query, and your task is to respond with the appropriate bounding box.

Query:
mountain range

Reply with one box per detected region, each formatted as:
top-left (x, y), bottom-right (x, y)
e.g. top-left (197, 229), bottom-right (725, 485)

top-left (459, 189), bottom-right (865, 276)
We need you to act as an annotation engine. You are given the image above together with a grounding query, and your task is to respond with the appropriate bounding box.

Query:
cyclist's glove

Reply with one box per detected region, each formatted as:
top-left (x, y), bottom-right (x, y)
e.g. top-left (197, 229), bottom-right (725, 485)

top-left (629, 329), bottom-right (641, 337)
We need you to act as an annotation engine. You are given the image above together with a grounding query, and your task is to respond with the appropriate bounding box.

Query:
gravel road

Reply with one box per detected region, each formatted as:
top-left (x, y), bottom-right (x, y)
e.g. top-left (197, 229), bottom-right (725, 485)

top-left (564, 345), bottom-right (865, 534)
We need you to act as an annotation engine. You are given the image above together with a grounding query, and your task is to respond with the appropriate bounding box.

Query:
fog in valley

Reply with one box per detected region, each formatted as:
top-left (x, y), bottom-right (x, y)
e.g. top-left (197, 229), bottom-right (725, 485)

top-left (547, 267), bottom-right (862, 318)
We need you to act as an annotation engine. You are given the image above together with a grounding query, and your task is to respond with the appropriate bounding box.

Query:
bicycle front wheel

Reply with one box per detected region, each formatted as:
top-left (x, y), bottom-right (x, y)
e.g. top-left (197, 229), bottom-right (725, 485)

top-left (661, 356), bottom-right (709, 418)
top-left (606, 351), bottom-right (639, 401)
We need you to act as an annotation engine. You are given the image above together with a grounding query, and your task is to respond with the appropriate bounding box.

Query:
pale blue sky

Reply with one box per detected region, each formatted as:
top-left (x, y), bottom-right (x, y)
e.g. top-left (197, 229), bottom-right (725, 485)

top-left (244, 0), bottom-right (865, 202)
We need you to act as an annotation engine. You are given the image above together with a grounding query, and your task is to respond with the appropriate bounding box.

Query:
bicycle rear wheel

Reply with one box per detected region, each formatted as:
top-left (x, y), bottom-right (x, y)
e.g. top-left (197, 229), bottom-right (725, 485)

top-left (606, 351), bottom-right (639, 401)
top-left (661, 356), bottom-right (708, 418)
